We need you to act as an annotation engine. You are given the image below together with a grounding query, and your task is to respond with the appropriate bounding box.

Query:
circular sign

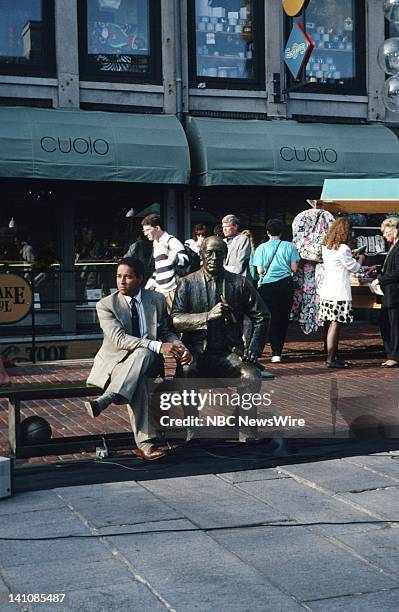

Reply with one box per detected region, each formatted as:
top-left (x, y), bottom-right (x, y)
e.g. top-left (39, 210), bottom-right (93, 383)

top-left (283, 0), bottom-right (311, 17)
top-left (0, 273), bottom-right (33, 324)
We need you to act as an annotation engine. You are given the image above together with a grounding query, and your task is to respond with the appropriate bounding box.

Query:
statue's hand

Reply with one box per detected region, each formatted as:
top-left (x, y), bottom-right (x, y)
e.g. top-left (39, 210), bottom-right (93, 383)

top-left (208, 302), bottom-right (226, 321)
top-left (242, 348), bottom-right (258, 363)
top-left (231, 346), bottom-right (243, 359)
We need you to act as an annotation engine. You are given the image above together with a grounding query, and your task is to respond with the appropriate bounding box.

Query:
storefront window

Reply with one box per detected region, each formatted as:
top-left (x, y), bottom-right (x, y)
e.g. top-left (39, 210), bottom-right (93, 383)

top-left (388, 16), bottom-right (399, 37)
top-left (73, 188), bottom-right (161, 311)
top-left (79, 0), bottom-right (161, 82)
top-left (0, 0), bottom-right (55, 76)
top-left (0, 184), bottom-right (60, 331)
top-left (287, 0), bottom-right (365, 92)
top-left (189, 0), bottom-right (263, 87)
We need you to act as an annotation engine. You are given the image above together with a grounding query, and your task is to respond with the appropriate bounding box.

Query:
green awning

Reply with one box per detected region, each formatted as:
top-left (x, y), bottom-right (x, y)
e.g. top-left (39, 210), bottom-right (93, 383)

top-left (0, 107), bottom-right (190, 184)
top-left (319, 179), bottom-right (399, 214)
top-left (186, 117), bottom-right (399, 187)
top-left (321, 178), bottom-right (399, 200)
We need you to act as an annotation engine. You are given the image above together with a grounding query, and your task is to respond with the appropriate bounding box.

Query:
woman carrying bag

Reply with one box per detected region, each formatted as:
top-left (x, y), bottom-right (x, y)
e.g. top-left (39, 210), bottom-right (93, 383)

top-left (253, 219), bottom-right (300, 363)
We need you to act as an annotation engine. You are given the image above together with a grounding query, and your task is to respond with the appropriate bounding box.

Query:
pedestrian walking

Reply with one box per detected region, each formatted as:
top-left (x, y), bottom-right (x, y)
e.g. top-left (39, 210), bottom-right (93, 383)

top-left (254, 219), bottom-right (300, 363)
top-left (141, 212), bottom-right (188, 313)
top-left (222, 214), bottom-right (250, 276)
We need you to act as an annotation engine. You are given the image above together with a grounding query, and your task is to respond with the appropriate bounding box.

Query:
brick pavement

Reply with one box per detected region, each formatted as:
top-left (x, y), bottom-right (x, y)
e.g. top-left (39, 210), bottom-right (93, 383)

top-left (0, 322), bottom-right (397, 466)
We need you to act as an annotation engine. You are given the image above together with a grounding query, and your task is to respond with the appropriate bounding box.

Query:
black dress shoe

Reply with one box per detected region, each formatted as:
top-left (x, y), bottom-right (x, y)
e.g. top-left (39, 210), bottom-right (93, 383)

top-left (326, 361), bottom-right (350, 369)
top-left (84, 399), bottom-right (102, 418)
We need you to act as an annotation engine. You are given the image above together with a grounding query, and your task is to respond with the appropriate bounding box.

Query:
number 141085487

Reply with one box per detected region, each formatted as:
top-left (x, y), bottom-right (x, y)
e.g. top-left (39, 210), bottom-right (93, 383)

top-left (9, 593), bottom-right (67, 604)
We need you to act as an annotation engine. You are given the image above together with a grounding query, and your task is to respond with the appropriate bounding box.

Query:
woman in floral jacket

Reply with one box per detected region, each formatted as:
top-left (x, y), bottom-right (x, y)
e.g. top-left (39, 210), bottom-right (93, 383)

top-left (291, 206), bottom-right (335, 334)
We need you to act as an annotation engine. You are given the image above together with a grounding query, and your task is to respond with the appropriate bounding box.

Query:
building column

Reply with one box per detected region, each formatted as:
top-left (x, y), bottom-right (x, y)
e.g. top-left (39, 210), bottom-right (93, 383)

top-left (164, 189), bottom-right (179, 237)
top-left (265, 0), bottom-right (286, 118)
top-left (59, 202), bottom-right (76, 333)
top-left (161, 0), bottom-right (177, 115)
top-left (183, 190), bottom-right (191, 243)
top-left (367, 0), bottom-right (387, 121)
top-left (55, 0), bottom-right (80, 108)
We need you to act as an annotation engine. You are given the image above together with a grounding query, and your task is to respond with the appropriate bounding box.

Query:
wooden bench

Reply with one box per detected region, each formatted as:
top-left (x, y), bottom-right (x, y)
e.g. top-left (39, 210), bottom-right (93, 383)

top-left (0, 382), bottom-right (135, 459)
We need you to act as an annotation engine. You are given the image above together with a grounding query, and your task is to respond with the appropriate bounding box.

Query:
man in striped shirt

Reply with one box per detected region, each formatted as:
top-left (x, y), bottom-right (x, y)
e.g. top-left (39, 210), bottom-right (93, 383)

top-left (142, 213), bottom-right (188, 313)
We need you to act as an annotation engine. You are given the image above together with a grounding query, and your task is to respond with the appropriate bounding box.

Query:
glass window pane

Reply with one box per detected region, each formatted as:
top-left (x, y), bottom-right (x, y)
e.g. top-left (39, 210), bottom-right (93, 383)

top-left (303, 0), bottom-right (356, 86)
top-left (86, 0), bottom-right (150, 75)
top-left (388, 19), bottom-right (399, 37)
top-left (0, 0), bottom-right (46, 66)
top-left (194, 0), bottom-right (256, 81)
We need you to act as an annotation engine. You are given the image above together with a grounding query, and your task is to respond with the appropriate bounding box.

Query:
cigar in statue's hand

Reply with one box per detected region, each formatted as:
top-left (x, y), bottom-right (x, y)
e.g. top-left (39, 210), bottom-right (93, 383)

top-left (220, 294), bottom-right (237, 323)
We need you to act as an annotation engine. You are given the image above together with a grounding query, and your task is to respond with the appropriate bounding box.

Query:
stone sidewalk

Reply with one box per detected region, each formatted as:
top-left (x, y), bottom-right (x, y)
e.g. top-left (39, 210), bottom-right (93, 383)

top-left (1, 452), bottom-right (399, 611)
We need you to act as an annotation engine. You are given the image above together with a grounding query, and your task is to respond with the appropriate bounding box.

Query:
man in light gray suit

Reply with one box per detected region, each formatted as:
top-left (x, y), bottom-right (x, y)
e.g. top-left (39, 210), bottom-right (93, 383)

top-left (85, 257), bottom-right (191, 460)
top-left (222, 214), bottom-right (250, 276)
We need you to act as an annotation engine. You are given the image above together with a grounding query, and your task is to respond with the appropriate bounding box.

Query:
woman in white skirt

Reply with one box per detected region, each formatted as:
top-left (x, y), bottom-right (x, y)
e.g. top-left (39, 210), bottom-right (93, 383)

top-left (319, 218), bottom-right (363, 368)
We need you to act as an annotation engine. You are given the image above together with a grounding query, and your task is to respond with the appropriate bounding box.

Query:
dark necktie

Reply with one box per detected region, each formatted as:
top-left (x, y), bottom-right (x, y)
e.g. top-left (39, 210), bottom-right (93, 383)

top-left (131, 298), bottom-right (140, 338)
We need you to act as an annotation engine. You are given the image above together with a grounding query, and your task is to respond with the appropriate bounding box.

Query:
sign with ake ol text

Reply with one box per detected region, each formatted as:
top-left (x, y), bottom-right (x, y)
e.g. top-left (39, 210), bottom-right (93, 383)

top-left (0, 273), bottom-right (33, 324)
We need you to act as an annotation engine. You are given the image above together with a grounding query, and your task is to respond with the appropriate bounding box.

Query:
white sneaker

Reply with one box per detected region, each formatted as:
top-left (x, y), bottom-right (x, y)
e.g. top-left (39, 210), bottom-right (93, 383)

top-left (271, 355), bottom-right (281, 363)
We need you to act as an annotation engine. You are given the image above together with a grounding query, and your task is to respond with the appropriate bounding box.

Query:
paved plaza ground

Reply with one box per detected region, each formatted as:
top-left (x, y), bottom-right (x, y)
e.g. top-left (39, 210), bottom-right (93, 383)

top-left (1, 321), bottom-right (399, 611)
top-left (0, 321), bottom-right (397, 464)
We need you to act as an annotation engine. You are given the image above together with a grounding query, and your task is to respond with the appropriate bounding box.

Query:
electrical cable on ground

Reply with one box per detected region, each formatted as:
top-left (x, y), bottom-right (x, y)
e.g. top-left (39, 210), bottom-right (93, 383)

top-left (1, 519), bottom-right (398, 542)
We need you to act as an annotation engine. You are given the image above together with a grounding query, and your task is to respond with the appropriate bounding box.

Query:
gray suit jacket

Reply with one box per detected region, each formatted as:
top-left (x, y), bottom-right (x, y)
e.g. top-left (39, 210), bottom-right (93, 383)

top-left (87, 289), bottom-right (178, 389)
top-left (224, 234), bottom-right (250, 275)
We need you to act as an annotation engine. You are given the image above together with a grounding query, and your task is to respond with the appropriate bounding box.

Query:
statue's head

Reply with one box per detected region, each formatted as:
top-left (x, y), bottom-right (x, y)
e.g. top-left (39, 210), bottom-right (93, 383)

top-left (200, 236), bottom-right (227, 277)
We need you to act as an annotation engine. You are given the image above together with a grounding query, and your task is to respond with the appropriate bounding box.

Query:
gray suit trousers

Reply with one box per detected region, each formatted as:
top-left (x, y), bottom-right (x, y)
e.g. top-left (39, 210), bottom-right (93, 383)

top-left (107, 348), bottom-right (162, 450)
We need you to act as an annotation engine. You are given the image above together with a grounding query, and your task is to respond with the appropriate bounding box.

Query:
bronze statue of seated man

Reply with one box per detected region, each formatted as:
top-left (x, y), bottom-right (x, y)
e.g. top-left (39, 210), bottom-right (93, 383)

top-left (171, 236), bottom-right (270, 441)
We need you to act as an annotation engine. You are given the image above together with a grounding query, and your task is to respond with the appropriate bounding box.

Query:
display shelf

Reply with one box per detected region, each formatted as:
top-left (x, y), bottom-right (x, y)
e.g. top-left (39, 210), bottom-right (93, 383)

top-left (198, 55), bottom-right (249, 61)
top-left (196, 31), bottom-right (252, 36)
top-left (312, 48), bottom-right (352, 53)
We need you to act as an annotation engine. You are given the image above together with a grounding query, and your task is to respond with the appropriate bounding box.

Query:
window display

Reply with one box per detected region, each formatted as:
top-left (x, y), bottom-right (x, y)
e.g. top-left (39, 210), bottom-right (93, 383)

top-left (289, 0), bottom-right (364, 90)
top-left (81, 0), bottom-right (158, 79)
top-left (388, 17), bottom-right (399, 37)
top-left (0, 0), bottom-right (54, 75)
top-left (193, 0), bottom-right (258, 82)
